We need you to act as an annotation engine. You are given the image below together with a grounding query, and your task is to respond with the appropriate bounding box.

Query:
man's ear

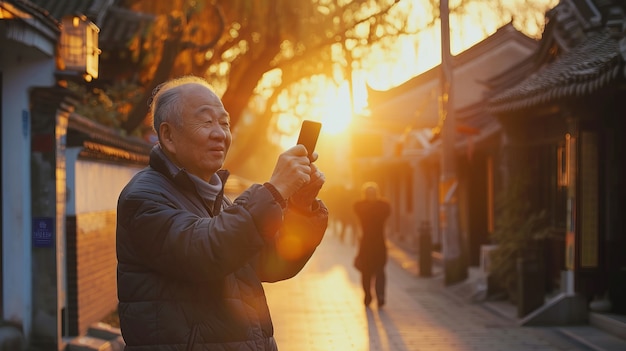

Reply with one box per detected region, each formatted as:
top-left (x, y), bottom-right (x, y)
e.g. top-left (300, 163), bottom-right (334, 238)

top-left (159, 122), bottom-right (176, 154)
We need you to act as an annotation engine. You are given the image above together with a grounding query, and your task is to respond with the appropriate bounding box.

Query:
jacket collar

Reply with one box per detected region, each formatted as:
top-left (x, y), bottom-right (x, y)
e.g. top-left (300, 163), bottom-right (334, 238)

top-left (149, 144), bottom-right (230, 193)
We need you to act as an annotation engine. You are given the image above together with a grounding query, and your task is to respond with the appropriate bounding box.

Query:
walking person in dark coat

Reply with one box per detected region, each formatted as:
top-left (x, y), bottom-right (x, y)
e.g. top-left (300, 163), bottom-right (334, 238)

top-left (116, 75), bottom-right (328, 350)
top-left (353, 181), bottom-right (391, 307)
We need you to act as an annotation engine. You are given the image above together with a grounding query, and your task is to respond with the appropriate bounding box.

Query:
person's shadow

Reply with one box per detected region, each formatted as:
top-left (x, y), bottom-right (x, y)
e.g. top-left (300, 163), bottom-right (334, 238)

top-left (366, 308), bottom-right (410, 351)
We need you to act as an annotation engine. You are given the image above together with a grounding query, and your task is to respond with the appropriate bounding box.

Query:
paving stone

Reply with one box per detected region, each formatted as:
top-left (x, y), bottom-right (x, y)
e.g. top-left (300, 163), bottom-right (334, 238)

top-left (264, 233), bottom-right (619, 351)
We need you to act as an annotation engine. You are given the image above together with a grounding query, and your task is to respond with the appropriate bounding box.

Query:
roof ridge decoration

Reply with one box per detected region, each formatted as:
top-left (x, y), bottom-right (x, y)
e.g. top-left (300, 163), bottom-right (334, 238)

top-left (550, 0), bottom-right (602, 52)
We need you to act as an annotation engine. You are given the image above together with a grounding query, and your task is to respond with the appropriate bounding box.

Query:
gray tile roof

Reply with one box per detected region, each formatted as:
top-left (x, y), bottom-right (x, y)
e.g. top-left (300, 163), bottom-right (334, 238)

top-left (25, 0), bottom-right (110, 25)
top-left (489, 29), bottom-right (623, 113)
top-left (19, 0), bottom-right (154, 50)
top-left (98, 6), bottom-right (154, 51)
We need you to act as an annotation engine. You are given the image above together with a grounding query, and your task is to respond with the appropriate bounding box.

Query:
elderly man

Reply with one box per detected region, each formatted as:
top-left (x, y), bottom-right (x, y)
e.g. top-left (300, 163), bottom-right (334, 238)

top-left (116, 75), bottom-right (328, 350)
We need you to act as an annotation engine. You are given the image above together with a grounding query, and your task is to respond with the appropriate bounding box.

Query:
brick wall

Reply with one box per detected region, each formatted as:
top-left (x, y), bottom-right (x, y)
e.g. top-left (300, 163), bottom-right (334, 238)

top-left (65, 153), bottom-right (143, 336)
top-left (67, 210), bottom-right (118, 336)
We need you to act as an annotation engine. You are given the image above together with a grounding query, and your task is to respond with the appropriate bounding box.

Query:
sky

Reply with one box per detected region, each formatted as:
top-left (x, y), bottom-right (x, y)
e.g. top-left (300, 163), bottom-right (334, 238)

top-left (310, 0), bottom-right (558, 136)
top-left (274, 0), bottom-right (560, 187)
top-left (362, 0), bottom-right (557, 96)
top-left (249, 0), bottom-right (559, 189)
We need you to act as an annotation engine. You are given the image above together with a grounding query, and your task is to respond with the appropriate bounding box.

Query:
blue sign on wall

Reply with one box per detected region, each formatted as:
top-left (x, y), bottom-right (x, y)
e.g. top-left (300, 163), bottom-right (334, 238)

top-left (33, 217), bottom-right (54, 248)
top-left (22, 109), bottom-right (30, 137)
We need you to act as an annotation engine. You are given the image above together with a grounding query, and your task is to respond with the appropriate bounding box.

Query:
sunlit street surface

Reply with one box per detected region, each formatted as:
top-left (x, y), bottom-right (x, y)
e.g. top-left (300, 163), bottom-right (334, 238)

top-left (264, 231), bottom-right (593, 351)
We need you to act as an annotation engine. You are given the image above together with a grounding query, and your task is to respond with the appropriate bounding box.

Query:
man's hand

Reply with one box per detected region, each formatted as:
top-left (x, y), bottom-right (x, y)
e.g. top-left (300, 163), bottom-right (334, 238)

top-left (289, 163), bottom-right (325, 211)
top-left (268, 145), bottom-right (313, 200)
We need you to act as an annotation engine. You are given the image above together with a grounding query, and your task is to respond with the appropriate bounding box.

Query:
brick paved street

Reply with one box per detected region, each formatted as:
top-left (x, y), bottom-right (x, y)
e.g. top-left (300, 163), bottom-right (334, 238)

top-left (263, 232), bottom-right (613, 351)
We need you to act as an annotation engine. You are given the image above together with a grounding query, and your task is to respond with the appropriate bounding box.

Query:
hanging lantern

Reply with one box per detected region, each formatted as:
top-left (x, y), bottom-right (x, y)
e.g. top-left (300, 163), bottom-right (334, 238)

top-left (58, 14), bottom-right (100, 81)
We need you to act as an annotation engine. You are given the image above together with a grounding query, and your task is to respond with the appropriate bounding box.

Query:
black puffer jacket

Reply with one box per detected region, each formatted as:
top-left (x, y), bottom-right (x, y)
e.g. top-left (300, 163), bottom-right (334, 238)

top-left (116, 146), bottom-right (328, 351)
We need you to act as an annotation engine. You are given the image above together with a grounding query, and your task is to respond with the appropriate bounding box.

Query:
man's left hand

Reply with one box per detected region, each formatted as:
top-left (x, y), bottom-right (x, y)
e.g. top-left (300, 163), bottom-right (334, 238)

top-left (289, 163), bottom-right (325, 211)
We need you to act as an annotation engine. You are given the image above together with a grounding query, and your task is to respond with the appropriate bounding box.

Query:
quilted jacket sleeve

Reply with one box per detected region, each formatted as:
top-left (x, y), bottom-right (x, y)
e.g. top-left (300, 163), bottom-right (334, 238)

top-left (117, 179), bottom-right (284, 283)
top-left (254, 200), bottom-right (329, 282)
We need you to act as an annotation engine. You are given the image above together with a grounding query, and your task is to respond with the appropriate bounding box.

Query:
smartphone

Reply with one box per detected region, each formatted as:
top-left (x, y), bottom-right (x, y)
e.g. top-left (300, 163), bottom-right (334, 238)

top-left (296, 120), bottom-right (322, 161)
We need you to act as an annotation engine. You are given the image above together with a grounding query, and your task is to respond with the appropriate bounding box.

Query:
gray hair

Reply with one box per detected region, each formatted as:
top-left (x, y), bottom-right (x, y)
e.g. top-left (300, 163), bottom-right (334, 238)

top-left (149, 76), bottom-right (215, 136)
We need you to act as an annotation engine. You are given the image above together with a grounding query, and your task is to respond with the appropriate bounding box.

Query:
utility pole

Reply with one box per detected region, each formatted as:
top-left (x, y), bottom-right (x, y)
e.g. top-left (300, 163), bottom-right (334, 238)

top-left (439, 0), bottom-right (467, 285)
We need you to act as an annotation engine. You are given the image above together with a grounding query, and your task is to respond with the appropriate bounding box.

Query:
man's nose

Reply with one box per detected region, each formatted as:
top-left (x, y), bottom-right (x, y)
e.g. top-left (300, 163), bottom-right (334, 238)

top-left (209, 125), bottom-right (227, 139)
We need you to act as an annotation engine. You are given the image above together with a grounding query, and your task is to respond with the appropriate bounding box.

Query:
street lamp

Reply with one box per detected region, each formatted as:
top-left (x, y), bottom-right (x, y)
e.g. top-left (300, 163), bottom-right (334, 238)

top-left (57, 14), bottom-right (100, 82)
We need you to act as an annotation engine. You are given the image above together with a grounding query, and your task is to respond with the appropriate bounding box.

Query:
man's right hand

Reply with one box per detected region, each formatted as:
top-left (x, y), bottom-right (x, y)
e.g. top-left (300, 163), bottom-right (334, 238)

top-left (267, 145), bottom-right (312, 200)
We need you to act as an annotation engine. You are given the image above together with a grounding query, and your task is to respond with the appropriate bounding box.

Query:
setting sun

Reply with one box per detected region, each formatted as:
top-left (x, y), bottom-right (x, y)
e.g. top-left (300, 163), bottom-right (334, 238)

top-left (317, 82), bottom-right (356, 135)
top-left (295, 74), bottom-right (369, 138)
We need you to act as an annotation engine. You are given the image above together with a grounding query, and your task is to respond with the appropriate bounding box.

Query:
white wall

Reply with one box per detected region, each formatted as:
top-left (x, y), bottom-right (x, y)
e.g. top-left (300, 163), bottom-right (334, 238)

top-left (65, 150), bottom-right (144, 216)
top-left (1, 44), bottom-right (56, 337)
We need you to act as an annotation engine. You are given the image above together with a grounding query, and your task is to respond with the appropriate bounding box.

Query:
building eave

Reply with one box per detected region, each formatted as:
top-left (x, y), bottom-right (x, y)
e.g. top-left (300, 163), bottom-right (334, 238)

top-left (67, 113), bottom-right (152, 165)
top-left (364, 22), bottom-right (539, 132)
top-left (1, 0), bottom-right (60, 56)
top-left (488, 29), bottom-right (624, 114)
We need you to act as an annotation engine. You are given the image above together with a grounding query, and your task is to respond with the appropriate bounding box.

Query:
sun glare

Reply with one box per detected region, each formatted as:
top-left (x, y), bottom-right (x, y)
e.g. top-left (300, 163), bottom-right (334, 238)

top-left (297, 77), bottom-right (367, 138)
top-left (317, 83), bottom-right (353, 135)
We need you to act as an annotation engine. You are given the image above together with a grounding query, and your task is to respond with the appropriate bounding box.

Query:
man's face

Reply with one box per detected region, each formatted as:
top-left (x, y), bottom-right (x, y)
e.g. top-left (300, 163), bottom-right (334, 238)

top-left (162, 84), bottom-right (232, 181)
